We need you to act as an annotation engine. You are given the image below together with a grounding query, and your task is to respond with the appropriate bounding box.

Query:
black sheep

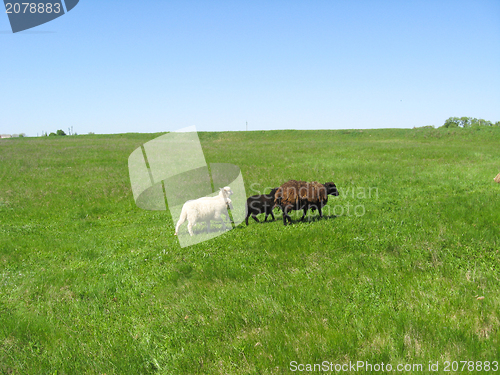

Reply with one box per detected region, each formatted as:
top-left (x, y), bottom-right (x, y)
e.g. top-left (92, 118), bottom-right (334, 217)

top-left (245, 188), bottom-right (279, 225)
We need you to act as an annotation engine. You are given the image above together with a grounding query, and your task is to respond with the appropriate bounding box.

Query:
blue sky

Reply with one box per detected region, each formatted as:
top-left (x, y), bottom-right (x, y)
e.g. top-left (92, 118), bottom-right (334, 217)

top-left (1, 0), bottom-right (499, 136)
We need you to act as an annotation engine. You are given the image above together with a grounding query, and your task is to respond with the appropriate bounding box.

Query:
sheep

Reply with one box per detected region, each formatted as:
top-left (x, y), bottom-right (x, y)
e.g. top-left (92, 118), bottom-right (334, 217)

top-left (245, 188), bottom-right (279, 225)
top-left (174, 187), bottom-right (233, 236)
top-left (274, 180), bottom-right (339, 225)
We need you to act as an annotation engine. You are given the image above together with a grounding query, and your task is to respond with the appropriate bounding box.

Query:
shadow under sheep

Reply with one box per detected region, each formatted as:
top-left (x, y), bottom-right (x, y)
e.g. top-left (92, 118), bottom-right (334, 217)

top-left (245, 208), bottom-right (338, 225)
top-left (185, 210), bottom-right (338, 234)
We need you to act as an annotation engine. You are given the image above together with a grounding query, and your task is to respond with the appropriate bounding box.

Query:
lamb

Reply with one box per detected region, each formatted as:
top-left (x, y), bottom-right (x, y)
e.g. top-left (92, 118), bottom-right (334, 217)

top-left (174, 187), bottom-right (233, 236)
top-left (245, 188), bottom-right (279, 225)
top-left (274, 180), bottom-right (339, 225)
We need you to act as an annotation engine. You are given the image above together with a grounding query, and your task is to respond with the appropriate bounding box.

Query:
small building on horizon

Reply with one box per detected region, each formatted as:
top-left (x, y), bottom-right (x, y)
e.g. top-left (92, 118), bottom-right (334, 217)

top-left (0, 134), bottom-right (19, 138)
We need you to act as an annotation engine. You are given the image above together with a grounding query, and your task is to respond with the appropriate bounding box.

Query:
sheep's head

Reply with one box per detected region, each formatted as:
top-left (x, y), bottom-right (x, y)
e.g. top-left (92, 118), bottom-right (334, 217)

top-left (324, 182), bottom-right (339, 196)
top-left (219, 186), bottom-right (233, 198)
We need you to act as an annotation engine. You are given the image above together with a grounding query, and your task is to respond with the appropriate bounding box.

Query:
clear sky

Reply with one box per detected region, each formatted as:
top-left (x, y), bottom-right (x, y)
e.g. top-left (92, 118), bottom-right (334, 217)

top-left (1, 0), bottom-right (499, 136)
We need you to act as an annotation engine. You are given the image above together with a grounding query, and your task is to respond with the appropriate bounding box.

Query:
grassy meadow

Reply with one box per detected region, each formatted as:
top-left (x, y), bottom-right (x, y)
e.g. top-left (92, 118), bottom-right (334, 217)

top-left (0, 127), bottom-right (499, 374)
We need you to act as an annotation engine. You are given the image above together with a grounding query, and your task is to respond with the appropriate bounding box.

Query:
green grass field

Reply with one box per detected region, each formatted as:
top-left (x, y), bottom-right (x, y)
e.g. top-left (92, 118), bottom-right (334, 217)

top-left (1, 127), bottom-right (499, 374)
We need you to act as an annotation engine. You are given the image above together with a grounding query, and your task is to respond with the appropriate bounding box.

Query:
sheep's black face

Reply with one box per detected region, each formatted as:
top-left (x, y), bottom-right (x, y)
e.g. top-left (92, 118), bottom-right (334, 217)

top-left (324, 182), bottom-right (339, 196)
top-left (268, 188), bottom-right (279, 197)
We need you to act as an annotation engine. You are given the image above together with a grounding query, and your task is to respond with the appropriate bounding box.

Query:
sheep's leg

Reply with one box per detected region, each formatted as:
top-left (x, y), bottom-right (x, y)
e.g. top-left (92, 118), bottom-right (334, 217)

top-left (175, 213), bottom-right (186, 235)
top-left (187, 221), bottom-right (194, 236)
top-left (318, 206), bottom-right (323, 218)
top-left (174, 221), bottom-right (181, 235)
top-left (206, 220), bottom-right (211, 233)
top-left (245, 207), bottom-right (252, 225)
top-left (300, 207), bottom-right (308, 221)
top-left (223, 212), bottom-right (231, 225)
top-left (283, 206), bottom-right (291, 225)
top-left (265, 209), bottom-right (275, 222)
top-left (263, 203), bottom-right (269, 222)
top-left (252, 214), bottom-right (260, 223)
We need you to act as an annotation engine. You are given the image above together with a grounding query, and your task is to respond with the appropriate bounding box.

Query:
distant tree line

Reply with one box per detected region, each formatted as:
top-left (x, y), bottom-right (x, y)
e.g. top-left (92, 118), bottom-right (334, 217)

top-left (40, 127), bottom-right (78, 136)
top-left (441, 117), bottom-right (500, 128)
top-left (48, 129), bottom-right (67, 136)
top-left (41, 129), bottom-right (78, 136)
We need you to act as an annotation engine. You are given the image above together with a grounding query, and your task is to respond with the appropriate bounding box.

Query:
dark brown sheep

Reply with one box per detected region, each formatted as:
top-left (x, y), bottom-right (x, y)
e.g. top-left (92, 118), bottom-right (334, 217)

top-left (275, 180), bottom-right (339, 225)
top-left (245, 188), bottom-right (279, 225)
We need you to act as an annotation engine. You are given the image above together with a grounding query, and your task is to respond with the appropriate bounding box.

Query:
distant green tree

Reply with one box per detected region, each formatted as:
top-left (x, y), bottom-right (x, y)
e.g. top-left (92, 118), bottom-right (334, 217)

top-left (460, 117), bottom-right (473, 127)
top-left (480, 119), bottom-right (492, 126)
top-left (441, 117), bottom-right (496, 128)
top-left (442, 117), bottom-right (460, 128)
top-left (56, 129), bottom-right (66, 136)
top-left (49, 132), bottom-right (57, 136)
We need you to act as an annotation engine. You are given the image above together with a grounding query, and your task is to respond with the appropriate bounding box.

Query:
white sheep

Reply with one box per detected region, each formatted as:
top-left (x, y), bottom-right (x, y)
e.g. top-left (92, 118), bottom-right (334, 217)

top-left (174, 187), bottom-right (233, 236)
